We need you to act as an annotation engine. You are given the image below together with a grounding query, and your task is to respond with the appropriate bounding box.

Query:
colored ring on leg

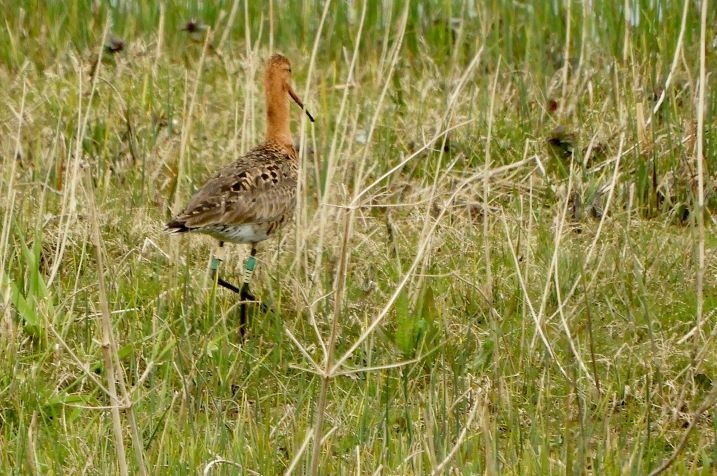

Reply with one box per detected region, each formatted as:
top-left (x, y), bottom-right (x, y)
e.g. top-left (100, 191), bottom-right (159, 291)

top-left (243, 256), bottom-right (256, 285)
top-left (245, 255), bottom-right (256, 272)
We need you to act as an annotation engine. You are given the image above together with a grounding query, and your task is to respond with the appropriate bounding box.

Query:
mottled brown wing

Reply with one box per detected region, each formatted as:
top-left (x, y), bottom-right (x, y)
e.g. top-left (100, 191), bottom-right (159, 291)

top-left (169, 146), bottom-right (297, 229)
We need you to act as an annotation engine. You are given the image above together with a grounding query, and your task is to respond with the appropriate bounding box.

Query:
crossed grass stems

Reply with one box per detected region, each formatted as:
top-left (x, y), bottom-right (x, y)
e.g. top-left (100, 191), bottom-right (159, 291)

top-left (4, 2), bottom-right (713, 474)
top-left (194, 4), bottom-right (712, 471)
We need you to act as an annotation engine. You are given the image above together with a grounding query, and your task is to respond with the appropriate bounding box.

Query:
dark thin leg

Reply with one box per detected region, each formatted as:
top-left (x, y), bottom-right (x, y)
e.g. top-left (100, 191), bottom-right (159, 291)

top-left (239, 246), bottom-right (257, 299)
top-left (211, 241), bottom-right (242, 294)
top-left (210, 243), bottom-right (268, 339)
top-left (239, 245), bottom-right (258, 337)
top-left (211, 241), bottom-right (243, 293)
top-left (217, 277), bottom-right (240, 293)
top-left (210, 241), bottom-right (225, 282)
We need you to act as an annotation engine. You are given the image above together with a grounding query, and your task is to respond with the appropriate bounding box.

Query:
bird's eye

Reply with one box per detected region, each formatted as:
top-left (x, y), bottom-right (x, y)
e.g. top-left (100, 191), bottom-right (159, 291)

top-left (288, 68), bottom-right (292, 73)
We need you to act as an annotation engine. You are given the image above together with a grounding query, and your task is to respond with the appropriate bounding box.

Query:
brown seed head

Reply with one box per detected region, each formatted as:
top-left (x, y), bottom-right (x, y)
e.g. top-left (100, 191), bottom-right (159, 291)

top-left (104, 37), bottom-right (125, 54)
top-left (181, 18), bottom-right (206, 33)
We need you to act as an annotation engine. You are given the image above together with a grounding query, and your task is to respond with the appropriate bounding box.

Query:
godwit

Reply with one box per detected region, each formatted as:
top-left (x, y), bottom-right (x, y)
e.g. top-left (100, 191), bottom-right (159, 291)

top-left (166, 53), bottom-right (314, 327)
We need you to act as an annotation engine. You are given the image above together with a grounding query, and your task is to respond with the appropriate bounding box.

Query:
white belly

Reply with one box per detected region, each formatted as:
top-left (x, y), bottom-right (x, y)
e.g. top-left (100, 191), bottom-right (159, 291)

top-left (202, 223), bottom-right (270, 244)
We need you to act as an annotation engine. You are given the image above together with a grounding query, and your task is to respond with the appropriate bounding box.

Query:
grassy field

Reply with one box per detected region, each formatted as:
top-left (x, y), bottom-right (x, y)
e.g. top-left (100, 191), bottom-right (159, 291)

top-left (1, 0), bottom-right (716, 474)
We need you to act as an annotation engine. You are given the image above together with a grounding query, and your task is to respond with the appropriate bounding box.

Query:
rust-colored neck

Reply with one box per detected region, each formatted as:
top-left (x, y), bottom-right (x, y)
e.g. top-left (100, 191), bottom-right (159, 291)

top-left (264, 76), bottom-right (293, 148)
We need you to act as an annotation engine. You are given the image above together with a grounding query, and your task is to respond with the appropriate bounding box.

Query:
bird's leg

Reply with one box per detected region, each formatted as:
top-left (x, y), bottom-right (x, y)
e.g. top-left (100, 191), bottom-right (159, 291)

top-left (213, 241), bottom-right (242, 293)
top-left (237, 245), bottom-right (258, 340)
top-left (210, 241), bottom-right (225, 280)
top-left (240, 245), bottom-right (257, 302)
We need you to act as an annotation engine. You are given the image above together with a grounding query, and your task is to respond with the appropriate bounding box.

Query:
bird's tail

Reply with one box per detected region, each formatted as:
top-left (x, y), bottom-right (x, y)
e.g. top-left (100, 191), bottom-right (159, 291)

top-left (164, 219), bottom-right (190, 234)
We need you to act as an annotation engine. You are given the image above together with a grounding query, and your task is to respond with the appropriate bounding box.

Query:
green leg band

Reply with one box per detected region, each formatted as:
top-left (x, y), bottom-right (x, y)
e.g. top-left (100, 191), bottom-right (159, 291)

top-left (245, 255), bottom-right (256, 272)
top-left (243, 255), bottom-right (256, 284)
top-left (211, 257), bottom-right (222, 271)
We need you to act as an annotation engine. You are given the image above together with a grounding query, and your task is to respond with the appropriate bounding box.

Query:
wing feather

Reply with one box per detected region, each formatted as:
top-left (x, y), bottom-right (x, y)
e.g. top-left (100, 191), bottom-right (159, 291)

top-left (167, 144), bottom-right (297, 231)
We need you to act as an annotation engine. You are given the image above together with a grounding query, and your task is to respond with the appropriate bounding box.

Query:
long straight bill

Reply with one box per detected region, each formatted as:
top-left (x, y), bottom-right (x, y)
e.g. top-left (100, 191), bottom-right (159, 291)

top-left (288, 86), bottom-right (315, 123)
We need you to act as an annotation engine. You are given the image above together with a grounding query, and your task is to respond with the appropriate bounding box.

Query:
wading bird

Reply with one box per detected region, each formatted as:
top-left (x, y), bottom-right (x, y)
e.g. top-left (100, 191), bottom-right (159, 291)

top-left (166, 53), bottom-right (314, 332)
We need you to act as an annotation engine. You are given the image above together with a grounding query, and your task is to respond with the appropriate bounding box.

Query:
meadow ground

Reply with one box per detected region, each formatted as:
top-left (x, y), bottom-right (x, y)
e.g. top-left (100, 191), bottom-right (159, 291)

top-left (1, 1), bottom-right (716, 474)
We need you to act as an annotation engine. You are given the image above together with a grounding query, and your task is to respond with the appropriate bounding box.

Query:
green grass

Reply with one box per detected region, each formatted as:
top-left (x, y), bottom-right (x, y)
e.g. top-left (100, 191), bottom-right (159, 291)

top-left (1, 0), bottom-right (716, 474)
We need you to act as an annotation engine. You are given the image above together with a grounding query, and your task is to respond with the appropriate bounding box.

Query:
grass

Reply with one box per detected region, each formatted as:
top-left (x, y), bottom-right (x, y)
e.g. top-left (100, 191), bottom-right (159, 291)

top-left (1, 0), bottom-right (716, 474)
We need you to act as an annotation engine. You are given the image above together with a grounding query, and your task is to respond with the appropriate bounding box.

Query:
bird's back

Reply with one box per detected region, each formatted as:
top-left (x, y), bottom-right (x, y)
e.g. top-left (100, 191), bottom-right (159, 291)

top-left (166, 141), bottom-right (298, 243)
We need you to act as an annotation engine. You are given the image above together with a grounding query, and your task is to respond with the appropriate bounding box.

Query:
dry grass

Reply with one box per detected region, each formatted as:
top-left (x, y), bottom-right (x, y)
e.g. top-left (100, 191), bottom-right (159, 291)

top-left (1, 1), bottom-right (716, 474)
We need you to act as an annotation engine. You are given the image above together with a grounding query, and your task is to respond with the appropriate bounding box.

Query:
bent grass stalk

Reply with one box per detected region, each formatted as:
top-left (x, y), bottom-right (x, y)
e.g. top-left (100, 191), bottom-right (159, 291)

top-left (308, 4), bottom-right (409, 473)
top-left (2, 2), bottom-right (715, 473)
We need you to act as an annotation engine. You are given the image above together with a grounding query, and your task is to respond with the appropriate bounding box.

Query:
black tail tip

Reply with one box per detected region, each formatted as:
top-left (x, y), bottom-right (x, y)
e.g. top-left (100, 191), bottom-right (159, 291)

top-left (164, 220), bottom-right (190, 234)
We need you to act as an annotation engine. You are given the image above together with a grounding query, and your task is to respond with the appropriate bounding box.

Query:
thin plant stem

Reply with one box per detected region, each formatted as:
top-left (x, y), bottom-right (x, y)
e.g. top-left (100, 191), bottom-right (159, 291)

top-left (692, 0), bottom-right (707, 357)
